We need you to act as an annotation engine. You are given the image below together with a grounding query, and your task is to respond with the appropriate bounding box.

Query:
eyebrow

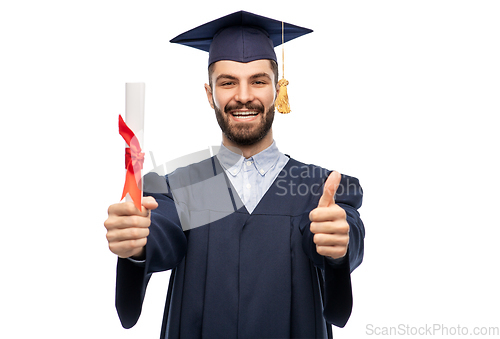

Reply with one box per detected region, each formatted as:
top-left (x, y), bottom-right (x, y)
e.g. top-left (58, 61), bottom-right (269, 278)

top-left (216, 74), bottom-right (238, 82)
top-left (249, 73), bottom-right (272, 80)
top-left (215, 72), bottom-right (272, 83)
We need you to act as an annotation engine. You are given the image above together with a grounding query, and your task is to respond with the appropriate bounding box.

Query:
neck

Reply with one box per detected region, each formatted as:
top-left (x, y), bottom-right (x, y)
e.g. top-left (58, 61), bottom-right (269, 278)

top-left (222, 129), bottom-right (274, 158)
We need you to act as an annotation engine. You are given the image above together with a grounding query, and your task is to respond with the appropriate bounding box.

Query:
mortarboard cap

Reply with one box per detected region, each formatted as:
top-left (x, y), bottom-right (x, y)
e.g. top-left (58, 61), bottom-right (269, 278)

top-left (170, 10), bottom-right (313, 66)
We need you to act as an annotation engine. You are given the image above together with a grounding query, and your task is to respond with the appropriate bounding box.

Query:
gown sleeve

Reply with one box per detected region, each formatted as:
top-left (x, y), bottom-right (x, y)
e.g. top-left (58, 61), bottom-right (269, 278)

top-left (302, 173), bottom-right (365, 327)
top-left (115, 173), bottom-right (187, 329)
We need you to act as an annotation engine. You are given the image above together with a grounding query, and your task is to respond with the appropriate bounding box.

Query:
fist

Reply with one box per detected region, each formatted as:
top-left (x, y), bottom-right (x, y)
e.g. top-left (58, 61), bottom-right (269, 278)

top-left (309, 171), bottom-right (349, 260)
top-left (104, 196), bottom-right (158, 259)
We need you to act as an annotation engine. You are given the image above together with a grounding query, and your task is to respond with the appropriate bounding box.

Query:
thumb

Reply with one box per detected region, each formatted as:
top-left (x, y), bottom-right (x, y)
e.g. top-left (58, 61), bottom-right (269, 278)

top-left (141, 196), bottom-right (158, 214)
top-left (317, 171), bottom-right (341, 208)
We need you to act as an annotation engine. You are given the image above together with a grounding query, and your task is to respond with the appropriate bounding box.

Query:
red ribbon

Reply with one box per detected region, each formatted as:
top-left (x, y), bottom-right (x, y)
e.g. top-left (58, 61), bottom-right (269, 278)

top-left (119, 115), bottom-right (145, 210)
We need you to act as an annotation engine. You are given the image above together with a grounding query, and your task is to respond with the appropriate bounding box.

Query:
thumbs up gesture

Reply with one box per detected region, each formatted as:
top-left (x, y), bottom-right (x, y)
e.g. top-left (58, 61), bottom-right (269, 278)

top-left (309, 171), bottom-right (350, 260)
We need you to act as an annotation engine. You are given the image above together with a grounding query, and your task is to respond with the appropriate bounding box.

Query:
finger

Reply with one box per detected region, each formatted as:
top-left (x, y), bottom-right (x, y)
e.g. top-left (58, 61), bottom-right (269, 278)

top-left (108, 201), bottom-right (145, 217)
top-left (105, 214), bottom-right (152, 231)
top-left (313, 233), bottom-right (349, 247)
top-left (309, 204), bottom-right (347, 223)
top-left (310, 219), bottom-right (349, 235)
top-left (109, 238), bottom-right (148, 258)
top-left (317, 171), bottom-right (341, 208)
top-left (108, 197), bottom-right (158, 218)
top-left (316, 245), bottom-right (348, 259)
top-left (106, 227), bottom-right (150, 243)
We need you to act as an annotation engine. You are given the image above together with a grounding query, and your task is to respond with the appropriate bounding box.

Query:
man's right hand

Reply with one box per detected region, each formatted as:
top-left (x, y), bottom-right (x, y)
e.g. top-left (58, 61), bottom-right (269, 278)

top-left (104, 196), bottom-right (158, 259)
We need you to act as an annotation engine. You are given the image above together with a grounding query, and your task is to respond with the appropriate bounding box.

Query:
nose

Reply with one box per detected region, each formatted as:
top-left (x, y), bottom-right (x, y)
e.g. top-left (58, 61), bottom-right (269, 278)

top-left (234, 83), bottom-right (254, 104)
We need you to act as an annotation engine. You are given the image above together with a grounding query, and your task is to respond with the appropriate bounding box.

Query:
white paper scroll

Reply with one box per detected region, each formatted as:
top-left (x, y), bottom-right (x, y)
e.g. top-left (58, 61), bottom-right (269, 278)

top-left (124, 82), bottom-right (145, 203)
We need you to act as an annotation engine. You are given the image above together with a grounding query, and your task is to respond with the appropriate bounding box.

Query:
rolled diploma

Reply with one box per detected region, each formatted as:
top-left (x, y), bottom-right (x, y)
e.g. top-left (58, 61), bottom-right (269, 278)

top-left (124, 82), bottom-right (145, 204)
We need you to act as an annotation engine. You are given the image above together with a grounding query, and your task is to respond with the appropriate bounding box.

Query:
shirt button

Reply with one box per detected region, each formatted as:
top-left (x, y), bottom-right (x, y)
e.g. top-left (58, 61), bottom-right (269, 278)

top-left (246, 161), bottom-right (253, 166)
top-left (246, 184), bottom-right (251, 189)
top-left (260, 169), bottom-right (265, 174)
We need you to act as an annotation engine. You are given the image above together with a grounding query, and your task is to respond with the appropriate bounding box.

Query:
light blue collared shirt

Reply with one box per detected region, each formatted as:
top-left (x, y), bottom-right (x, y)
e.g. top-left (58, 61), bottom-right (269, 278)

top-left (216, 141), bottom-right (289, 213)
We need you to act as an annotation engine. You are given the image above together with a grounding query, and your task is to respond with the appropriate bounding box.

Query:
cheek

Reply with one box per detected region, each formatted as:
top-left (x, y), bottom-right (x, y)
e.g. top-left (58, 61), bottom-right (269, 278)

top-left (211, 89), bottom-right (228, 110)
top-left (265, 89), bottom-right (277, 106)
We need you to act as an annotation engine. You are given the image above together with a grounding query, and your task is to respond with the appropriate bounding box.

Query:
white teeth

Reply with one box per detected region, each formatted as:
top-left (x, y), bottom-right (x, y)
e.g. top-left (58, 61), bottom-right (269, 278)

top-left (232, 111), bottom-right (258, 117)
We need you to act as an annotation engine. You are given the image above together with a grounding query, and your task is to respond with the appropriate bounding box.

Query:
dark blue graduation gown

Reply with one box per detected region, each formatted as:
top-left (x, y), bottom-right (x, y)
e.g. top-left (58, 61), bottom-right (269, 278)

top-left (115, 156), bottom-right (365, 338)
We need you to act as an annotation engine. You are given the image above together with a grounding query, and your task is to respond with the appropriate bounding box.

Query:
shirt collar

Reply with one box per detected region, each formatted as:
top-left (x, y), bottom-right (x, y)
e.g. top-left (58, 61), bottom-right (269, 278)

top-left (216, 144), bottom-right (245, 176)
top-left (216, 141), bottom-right (282, 177)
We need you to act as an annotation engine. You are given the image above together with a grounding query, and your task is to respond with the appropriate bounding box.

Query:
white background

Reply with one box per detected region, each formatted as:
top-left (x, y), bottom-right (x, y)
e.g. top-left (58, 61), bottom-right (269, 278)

top-left (1, 0), bottom-right (499, 338)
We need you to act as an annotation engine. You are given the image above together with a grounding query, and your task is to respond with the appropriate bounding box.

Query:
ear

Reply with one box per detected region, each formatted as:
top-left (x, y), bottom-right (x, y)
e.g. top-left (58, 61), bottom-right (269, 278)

top-left (204, 83), bottom-right (215, 109)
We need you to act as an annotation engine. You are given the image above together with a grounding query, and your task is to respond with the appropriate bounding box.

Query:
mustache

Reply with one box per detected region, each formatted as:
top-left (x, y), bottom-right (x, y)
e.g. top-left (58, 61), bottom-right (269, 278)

top-left (224, 102), bottom-right (265, 113)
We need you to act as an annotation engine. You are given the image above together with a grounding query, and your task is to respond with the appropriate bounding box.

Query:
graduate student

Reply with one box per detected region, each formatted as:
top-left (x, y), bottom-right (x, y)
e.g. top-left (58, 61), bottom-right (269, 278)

top-left (104, 11), bottom-right (365, 339)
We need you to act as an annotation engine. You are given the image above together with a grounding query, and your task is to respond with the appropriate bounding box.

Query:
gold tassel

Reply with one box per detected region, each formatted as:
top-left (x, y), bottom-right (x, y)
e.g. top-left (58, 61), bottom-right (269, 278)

top-left (276, 78), bottom-right (291, 114)
top-left (276, 21), bottom-right (291, 114)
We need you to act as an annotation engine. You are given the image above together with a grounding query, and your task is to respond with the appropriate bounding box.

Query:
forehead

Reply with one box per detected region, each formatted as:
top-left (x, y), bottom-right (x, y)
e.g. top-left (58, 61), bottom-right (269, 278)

top-left (211, 60), bottom-right (273, 79)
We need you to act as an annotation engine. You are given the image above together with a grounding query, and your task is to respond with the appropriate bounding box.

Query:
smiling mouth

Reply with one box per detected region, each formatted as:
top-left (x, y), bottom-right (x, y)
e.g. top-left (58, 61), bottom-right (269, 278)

top-left (230, 111), bottom-right (260, 120)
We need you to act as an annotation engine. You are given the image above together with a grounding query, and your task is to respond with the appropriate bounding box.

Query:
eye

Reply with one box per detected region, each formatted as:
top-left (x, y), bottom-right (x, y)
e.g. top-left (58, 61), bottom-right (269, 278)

top-left (253, 80), bottom-right (268, 86)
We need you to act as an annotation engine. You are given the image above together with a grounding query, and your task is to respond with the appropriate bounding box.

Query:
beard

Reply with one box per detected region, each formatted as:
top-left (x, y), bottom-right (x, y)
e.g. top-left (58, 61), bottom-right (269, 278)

top-left (214, 100), bottom-right (275, 146)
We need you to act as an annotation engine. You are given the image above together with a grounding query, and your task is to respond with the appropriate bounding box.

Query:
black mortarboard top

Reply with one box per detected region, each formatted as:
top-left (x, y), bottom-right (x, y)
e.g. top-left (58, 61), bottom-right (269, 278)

top-left (169, 11), bottom-right (313, 66)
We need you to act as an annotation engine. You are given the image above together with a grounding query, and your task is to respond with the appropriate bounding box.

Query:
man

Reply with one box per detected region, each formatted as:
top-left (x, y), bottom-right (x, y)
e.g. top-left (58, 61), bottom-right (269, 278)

top-left (104, 11), bottom-right (365, 338)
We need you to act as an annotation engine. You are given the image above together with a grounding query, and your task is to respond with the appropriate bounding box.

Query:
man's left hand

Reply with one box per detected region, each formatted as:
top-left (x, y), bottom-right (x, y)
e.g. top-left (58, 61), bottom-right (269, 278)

top-left (309, 171), bottom-right (349, 260)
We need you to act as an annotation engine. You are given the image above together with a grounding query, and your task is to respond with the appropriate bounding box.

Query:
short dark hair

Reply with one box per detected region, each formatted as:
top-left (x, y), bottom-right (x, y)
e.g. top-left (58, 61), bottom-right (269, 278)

top-left (208, 59), bottom-right (279, 89)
